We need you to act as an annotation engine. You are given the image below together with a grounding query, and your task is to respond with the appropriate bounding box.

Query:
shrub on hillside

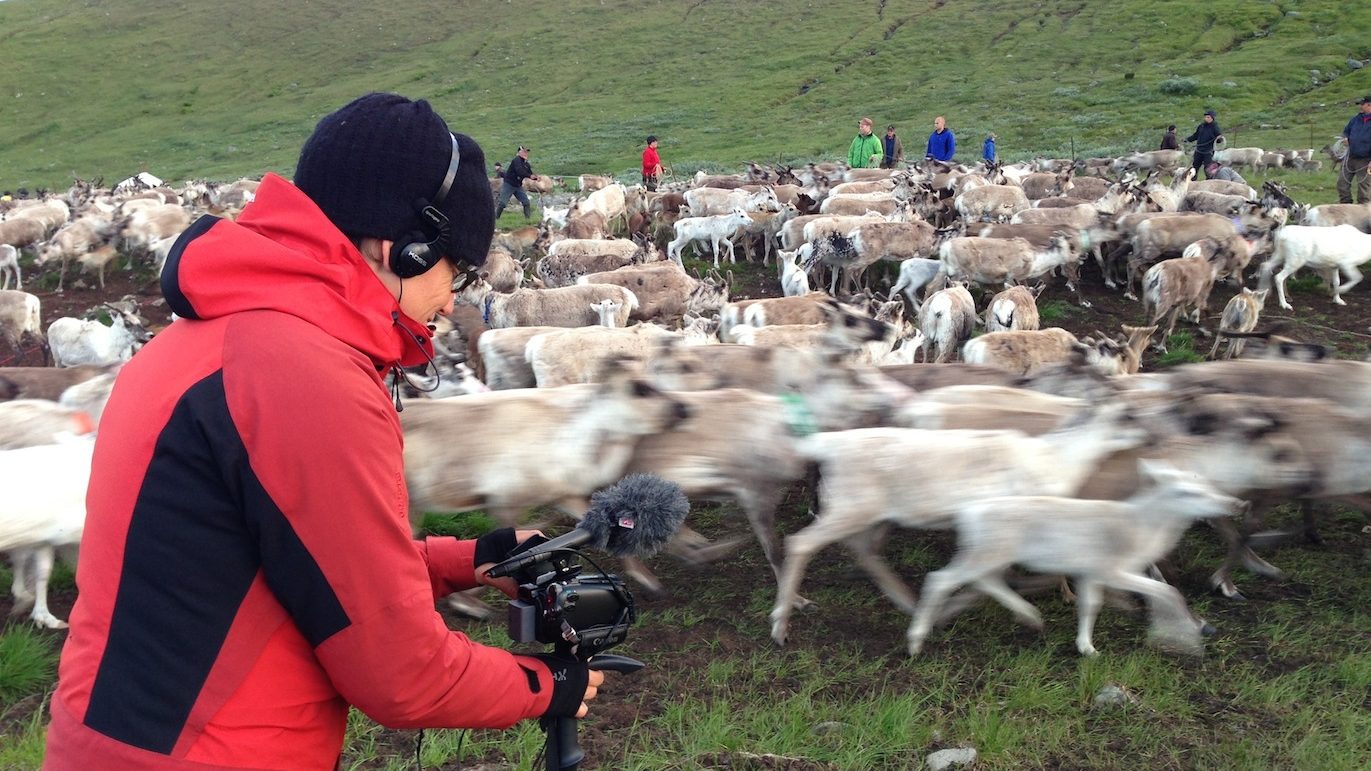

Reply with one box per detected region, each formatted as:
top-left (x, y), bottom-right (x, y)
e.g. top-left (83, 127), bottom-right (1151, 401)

top-left (1157, 77), bottom-right (1200, 96)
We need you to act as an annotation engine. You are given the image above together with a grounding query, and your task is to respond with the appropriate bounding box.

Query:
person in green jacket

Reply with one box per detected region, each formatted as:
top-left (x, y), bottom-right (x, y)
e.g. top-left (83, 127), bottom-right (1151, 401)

top-left (847, 117), bottom-right (882, 169)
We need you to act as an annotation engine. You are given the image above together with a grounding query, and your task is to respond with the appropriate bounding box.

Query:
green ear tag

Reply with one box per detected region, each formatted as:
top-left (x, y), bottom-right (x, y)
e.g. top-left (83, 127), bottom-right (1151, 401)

top-left (780, 393), bottom-right (818, 437)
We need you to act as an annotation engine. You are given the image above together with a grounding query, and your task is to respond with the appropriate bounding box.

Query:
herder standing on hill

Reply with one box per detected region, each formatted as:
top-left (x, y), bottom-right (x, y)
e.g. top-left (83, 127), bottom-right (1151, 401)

top-left (880, 125), bottom-right (905, 169)
top-left (495, 145), bottom-right (539, 219)
top-left (1337, 95), bottom-right (1371, 204)
top-left (848, 117), bottom-right (883, 169)
top-left (925, 116), bottom-right (955, 163)
top-left (1185, 109), bottom-right (1224, 179)
top-left (642, 135), bottom-right (664, 191)
top-left (1160, 124), bottom-right (1179, 150)
top-left (43, 93), bottom-right (603, 770)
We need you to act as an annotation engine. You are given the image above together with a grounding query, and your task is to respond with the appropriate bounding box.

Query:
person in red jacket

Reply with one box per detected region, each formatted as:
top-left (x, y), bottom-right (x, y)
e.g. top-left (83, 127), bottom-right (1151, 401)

top-left (642, 135), bottom-right (663, 191)
top-left (43, 93), bottom-right (602, 770)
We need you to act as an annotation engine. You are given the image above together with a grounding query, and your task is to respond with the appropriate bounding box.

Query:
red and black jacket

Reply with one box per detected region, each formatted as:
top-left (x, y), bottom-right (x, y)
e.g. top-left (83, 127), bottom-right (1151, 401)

top-left (45, 175), bottom-right (576, 770)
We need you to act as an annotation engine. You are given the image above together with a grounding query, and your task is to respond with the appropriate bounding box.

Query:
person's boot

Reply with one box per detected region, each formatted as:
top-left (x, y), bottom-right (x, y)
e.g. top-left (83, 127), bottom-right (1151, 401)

top-left (522, 205), bottom-right (532, 220)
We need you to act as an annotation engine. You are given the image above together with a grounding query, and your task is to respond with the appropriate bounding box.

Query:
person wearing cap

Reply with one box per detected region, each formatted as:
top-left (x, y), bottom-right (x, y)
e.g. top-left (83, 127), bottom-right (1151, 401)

top-left (879, 125), bottom-right (905, 169)
top-left (642, 135), bottom-right (663, 191)
top-left (1337, 95), bottom-right (1371, 204)
top-left (847, 117), bottom-right (882, 169)
top-left (1160, 125), bottom-right (1179, 151)
top-left (982, 132), bottom-right (998, 164)
top-left (43, 93), bottom-right (602, 770)
top-left (1185, 109), bottom-right (1224, 179)
top-left (925, 116), bottom-right (956, 163)
top-left (1205, 161), bottom-right (1247, 185)
top-left (495, 145), bottom-right (538, 219)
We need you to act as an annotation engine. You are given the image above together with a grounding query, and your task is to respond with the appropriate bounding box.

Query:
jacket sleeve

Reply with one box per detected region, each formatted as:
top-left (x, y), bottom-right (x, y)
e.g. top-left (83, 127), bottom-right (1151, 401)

top-left (418, 536), bottom-right (482, 597)
top-left (895, 138), bottom-right (904, 161)
top-left (1185, 126), bottom-right (1198, 142)
top-left (223, 327), bottom-right (577, 730)
top-left (847, 137), bottom-right (861, 168)
top-left (1345, 116), bottom-right (1355, 139)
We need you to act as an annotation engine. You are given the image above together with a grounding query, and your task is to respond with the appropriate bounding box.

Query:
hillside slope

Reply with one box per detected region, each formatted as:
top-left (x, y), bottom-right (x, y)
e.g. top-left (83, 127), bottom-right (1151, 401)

top-left (0, 0), bottom-right (1368, 189)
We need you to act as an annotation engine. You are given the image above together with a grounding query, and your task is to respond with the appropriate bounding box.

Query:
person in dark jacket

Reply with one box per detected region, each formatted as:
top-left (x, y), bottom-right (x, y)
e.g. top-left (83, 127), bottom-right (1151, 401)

top-left (983, 133), bottom-right (997, 164)
top-left (44, 93), bottom-right (602, 770)
top-left (925, 116), bottom-right (956, 162)
top-left (1185, 110), bottom-right (1224, 179)
top-left (1337, 95), bottom-right (1371, 204)
top-left (880, 125), bottom-right (905, 169)
top-left (1160, 125), bottom-right (1179, 151)
top-left (495, 145), bottom-right (538, 218)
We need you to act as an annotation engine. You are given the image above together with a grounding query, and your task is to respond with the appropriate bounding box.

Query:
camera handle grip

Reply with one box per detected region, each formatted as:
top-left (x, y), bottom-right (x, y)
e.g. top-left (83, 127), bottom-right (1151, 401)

top-left (542, 654), bottom-right (645, 771)
top-left (588, 653), bottom-right (644, 674)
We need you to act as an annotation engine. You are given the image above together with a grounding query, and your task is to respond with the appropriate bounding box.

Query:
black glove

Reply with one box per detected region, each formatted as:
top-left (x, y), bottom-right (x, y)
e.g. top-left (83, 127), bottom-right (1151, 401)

top-left (525, 653), bottom-right (591, 718)
top-left (474, 527), bottom-right (518, 567)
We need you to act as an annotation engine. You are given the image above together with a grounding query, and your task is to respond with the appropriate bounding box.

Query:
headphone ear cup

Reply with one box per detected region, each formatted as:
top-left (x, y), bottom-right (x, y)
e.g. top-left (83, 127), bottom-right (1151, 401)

top-left (389, 231), bottom-right (441, 279)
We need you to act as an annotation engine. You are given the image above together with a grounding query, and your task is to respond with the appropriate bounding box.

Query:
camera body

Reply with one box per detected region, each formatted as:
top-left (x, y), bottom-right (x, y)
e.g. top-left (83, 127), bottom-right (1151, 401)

top-left (505, 548), bottom-right (636, 658)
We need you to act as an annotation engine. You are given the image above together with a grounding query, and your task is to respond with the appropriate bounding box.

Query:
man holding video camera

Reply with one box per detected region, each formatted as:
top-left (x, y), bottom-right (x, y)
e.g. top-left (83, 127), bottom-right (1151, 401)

top-left (44, 93), bottom-right (601, 770)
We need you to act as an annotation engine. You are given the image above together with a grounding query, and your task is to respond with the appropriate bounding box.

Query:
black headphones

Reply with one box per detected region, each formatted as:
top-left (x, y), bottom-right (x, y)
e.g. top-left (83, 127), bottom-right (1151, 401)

top-left (388, 133), bottom-right (461, 279)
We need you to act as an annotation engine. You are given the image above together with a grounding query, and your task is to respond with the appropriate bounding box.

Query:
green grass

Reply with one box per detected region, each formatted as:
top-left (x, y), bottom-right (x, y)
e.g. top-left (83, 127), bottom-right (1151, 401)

top-left (1285, 273), bottom-right (1328, 294)
top-left (1157, 330), bottom-right (1206, 365)
top-left (0, 626), bottom-right (57, 704)
top-left (1, 1), bottom-right (1368, 196)
top-left (1037, 299), bottom-right (1082, 323)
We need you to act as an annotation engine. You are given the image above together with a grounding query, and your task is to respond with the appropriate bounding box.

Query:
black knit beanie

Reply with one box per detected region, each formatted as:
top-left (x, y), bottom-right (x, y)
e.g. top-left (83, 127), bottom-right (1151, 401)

top-left (294, 92), bottom-right (494, 266)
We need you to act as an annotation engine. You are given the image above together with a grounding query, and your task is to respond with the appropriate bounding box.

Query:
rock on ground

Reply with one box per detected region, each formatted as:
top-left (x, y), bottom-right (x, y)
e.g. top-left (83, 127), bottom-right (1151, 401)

top-left (926, 746), bottom-right (977, 770)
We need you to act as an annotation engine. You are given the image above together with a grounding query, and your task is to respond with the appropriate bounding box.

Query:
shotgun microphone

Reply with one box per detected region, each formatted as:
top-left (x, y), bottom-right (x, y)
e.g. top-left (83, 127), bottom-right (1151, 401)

top-left (486, 474), bottom-right (689, 579)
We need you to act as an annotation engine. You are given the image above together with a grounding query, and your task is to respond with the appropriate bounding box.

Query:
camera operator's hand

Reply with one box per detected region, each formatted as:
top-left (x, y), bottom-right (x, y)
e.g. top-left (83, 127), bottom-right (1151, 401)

top-left (474, 528), bottom-right (544, 599)
top-left (577, 669), bottom-right (605, 718)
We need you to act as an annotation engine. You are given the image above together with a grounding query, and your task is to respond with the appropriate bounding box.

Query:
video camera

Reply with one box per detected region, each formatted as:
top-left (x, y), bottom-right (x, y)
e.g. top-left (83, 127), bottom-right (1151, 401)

top-left (485, 474), bottom-right (689, 771)
top-left (503, 539), bottom-right (636, 657)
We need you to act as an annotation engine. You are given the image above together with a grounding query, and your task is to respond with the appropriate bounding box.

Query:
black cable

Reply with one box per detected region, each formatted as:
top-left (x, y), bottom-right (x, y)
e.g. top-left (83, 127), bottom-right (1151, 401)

top-left (413, 728), bottom-right (469, 769)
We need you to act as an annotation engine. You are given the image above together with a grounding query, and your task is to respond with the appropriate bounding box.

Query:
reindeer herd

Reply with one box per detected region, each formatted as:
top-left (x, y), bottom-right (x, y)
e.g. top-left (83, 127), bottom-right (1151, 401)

top-left (1, 155), bottom-right (1369, 663)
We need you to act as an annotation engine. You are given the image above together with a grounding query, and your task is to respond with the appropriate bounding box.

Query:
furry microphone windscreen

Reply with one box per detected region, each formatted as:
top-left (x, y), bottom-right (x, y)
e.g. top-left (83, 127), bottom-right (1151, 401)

top-left (582, 473), bottom-right (690, 558)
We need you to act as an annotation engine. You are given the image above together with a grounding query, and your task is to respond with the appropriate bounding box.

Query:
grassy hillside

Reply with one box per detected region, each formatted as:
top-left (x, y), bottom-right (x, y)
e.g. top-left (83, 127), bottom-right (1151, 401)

top-left (0, 0), bottom-right (1368, 192)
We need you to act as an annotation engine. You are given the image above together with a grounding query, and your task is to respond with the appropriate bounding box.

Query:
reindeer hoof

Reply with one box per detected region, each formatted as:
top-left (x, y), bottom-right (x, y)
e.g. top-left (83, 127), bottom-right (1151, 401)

top-left (1150, 630), bottom-right (1203, 657)
top-left (32, 612), bottom-right (68, 630)
top-left (769, 616), bottom-right (789, 647)
top-left (1217, 585), bottom-right (1246, 601)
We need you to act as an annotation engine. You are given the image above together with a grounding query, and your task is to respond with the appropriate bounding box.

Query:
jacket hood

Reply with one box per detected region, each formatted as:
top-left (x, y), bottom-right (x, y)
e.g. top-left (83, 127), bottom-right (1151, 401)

top-left (161, 173), bottom-right (435, 370)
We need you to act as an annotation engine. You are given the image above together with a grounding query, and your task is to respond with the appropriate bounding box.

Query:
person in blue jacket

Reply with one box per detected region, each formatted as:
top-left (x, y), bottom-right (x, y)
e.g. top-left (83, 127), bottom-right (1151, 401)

top-left (982, 133), bottom-right (997, 164)
top-left (1337, 95), bottom-right (1371, 204)
top-left (925, 116), bottom-right (955, 162)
